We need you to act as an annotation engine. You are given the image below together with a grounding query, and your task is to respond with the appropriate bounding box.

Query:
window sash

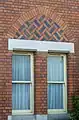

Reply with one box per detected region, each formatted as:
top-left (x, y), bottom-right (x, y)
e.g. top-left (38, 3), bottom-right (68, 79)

top-left (47, 54), bottom-right (67, 113)
top-left (47, 55), bottom-right (64, 81)
top-left (12, 54), bottom-right (31, 81)
top-left (48, 84), bottom-right (64, 109)
top-left (12, 53), bottom-right (34, 115)
top-left (12, 83), bottom-right (30, 110)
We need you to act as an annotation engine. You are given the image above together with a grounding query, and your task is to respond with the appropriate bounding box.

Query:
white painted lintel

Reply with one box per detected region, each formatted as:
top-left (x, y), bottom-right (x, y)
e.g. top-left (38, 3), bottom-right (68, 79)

top-left (8, 39), bottom-right (74, 53)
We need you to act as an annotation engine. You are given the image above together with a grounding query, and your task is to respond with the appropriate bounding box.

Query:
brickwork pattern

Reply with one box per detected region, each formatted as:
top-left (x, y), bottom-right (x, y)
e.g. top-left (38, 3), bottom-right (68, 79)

top-left (7, 7), bottom-right (68, 41)
top-left (0, 0), bottom-right (79, 120)
top-left (14, 15), bottom-right (65, 41)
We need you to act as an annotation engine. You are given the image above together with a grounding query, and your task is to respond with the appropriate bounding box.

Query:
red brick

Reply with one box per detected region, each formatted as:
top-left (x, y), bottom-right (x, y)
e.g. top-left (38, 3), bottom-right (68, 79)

top-left (0, 0), bottom-right (78, 119)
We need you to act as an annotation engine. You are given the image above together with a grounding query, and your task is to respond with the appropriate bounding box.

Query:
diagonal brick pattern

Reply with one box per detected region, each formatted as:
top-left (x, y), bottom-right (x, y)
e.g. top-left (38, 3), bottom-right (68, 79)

top-left (14, 15), bottom-right (65, 41)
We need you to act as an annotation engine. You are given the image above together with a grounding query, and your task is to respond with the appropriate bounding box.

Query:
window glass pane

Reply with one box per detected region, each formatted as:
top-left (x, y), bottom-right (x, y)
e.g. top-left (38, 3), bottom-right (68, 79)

top-left (48, 84), bottom-right (63, 109)
top-left (12, 55), bottom-right (31, 81)
top-left (12, 84), bottom-right (30, 110)
top-left (48, 56), bottom-right (64, 81)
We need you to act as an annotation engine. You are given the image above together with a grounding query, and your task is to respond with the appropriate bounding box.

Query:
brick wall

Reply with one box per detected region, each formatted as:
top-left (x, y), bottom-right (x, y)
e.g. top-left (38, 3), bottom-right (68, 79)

top-left (34, 52), bottom-right (47, 114)
top-left (0, 0), bottom-right (79, 120)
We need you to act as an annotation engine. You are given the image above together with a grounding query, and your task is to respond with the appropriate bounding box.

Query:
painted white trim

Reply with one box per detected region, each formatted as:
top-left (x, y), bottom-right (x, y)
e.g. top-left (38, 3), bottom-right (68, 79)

top-left (64, 55), bottom-right (67, 113)
top-left (48, 54), bottom-right (67, 114)
top-left (12, 110), bottom-right (33, 115)
top-left (12, 53), bottom-right (34, 115)
top-left (30, 54), bottom-right (34, 114)
top-left (12, 81), bottom-right (31, 83)
top-left (47, 81), bottom-right (65, 84)
top-left (48, 109), bottom-right (67, 114)
top-left (8, 116), bottom-right (12, 120)
top-left (8, 39), bottom-right (74, 53)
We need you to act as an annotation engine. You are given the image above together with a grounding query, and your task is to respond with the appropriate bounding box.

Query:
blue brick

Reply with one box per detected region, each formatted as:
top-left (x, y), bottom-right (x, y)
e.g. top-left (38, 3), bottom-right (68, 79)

top-left (54, 22), bottom-right (60, 28)
top-left (39, 15), bottom-right (45, 22)
top-left (54, 32), bottom-right (61, 40)
top-left (34, 19), bottom-right (40, 27)
top-left (39, 25), bottom-right (46, 33)
top-left (44, 20), bottom-right (51, 28)
top-left (49, 26), bottom-right (55, 33)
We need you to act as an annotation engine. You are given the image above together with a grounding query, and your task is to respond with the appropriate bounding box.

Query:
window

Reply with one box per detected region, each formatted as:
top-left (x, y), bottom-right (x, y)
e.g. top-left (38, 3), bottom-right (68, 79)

top-left (47, 54), bottom-right (67, 113)
top-left (12, 53), bottom-right (34, 115)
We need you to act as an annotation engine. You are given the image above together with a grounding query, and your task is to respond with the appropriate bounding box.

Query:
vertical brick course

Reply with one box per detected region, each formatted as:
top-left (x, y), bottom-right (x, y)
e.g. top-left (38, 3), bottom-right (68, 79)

top-left (34, 52), bottom-right (47, 114)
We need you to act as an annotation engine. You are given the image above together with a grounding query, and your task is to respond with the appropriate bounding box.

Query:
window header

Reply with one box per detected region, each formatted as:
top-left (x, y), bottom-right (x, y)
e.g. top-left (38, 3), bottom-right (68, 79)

top-left (8, 39), bottom-right (74, 53)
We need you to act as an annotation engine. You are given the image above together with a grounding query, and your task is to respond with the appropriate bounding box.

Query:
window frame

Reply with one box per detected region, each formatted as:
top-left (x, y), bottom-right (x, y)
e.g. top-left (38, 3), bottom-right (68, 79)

top-left (47, 54), bottom-right (67, 114)
top-left (12, 52), bottom-right (34, 115)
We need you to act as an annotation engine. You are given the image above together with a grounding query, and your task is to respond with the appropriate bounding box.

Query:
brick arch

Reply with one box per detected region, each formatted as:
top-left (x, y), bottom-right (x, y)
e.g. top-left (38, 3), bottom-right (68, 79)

top-left (7, 7), bottom-right (68, 41)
